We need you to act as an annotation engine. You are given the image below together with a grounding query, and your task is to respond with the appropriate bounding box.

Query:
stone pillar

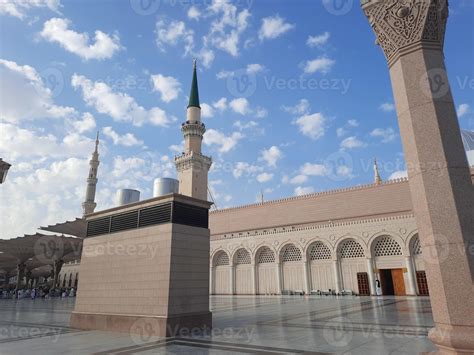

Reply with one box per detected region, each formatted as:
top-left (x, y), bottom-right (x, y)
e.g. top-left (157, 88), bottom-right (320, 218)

top-left (276, 262), bottom-right (282, 295)
top-left (362, 1), bottom-right (474, 353)
top-left (25, 270), bottom-right (32, 289)
top-left (366, 258), bottom-right (376, 296)
top-left (209, 266), bottom-right (214, 295)
top-left (405, 256), bottom-right (417, 296)
top-left (302, 258), bottom-right (310, 294)
top-left (15, 263), bottom-right (25, 294)
top-left (251, 262), bottom-right (257, 295)
top-left (229, 265), bottom-right (234, 295)
top-left (333, 260), bottom-right (341, 294)
top-left (52, 259), bottom-right (64, 289)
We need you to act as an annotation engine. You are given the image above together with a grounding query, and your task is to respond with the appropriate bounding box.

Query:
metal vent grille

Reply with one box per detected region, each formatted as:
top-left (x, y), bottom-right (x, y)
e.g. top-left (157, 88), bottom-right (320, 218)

top-left (281, 244), bottom-right (302, 262)
top-left (309, 241), bottom-right (332, 261)
top-left (234, 248), bottom-right (251, 265)
top-left (213, 251), bottom-right (230, 266)
top-left (374, 236), bottom-right (402, 257)
top-left (110, 211), bottom-right (139, 233)
top-left (87, 217), bottom-right (110, 237)
top-left (139, 203), bottom-right (172, 228)
top-left (340, 239), bottom-right (365, 259)
top-left (172, 202), bottom-right (208, 228)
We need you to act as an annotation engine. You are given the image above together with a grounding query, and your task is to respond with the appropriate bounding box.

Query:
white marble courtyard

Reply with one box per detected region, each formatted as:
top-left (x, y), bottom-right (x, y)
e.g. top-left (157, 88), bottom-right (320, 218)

top-left (0, 295), bottom-right (436, 354)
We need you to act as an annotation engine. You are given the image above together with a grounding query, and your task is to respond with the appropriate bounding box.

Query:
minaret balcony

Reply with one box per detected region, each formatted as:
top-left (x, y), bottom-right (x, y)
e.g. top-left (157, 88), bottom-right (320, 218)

top-left (181, 121), bottom-right (206, 137)
top-left (174, 151), bottom-right (212, 172)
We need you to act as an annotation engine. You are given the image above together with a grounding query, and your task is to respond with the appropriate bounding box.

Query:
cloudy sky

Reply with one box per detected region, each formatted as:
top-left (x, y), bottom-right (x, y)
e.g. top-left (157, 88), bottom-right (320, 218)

top-left (1, 0), bottom-right (473, 239)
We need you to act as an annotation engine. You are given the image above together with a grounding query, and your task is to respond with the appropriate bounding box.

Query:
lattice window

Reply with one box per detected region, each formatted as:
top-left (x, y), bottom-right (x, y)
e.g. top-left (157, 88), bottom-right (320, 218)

top-left (257, 247), bottom-right (275, 264)
top-left (412, 235), bottom-right (422, 255)
top-left (374, 236), bottom-right (402, 257)
top-left (309, 242), bottom-right (332, 260)
top-left (213, 252), bottom-right (229, 266)
top-left (281, 244), bottom-right (302, 262)
top-left (340, 240), bottom-right (365, 259)
top-left (234, 249), bottom-right (251, 265)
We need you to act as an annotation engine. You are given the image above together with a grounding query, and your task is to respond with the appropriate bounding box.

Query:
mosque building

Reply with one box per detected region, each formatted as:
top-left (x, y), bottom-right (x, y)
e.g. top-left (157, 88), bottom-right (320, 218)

top-left (12, 61), bottom-right (474, 298)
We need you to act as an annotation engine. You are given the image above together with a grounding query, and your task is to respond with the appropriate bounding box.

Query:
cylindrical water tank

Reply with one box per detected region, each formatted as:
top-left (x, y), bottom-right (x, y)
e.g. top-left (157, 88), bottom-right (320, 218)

top-left (153, 178), bottom-right (179, 197)
top-left (116, 189), bottom-right (140, 206)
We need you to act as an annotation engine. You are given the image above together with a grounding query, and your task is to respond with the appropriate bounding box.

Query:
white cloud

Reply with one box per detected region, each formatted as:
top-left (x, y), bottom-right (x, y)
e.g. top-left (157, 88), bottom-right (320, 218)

top-left (213, 97), bottom-right (227, 111)
top-left (370, 127), bottom-right (397, 143)
top-left (150, 74), bottom-right (181, 103)
top-left (293, 112), bottom-right (327, 140)
top-left (260, 146), bottom-right (282, 167)
top-left (379, 102), bottom-right (395, 112)
top-left (201, 103), bottom-right (215, 118)
top-left (203, 129), bottom-right (243, 153)
top-left (71, 74), bottom-right (175, 127)
top-left (155, 20), bottom-right (194, 55)
top-left (103, 126), bottom-right (144, 147)
top-left (303, 57), bottom-right (335, 74)
top-left (306, 32), bottom-right (330, 48)
top-left (259, 15), bottom-right (294, 40)
top-left (187, 5), bottom-right (201, 20)
top-left (197, 47), bottom-right (215, 68)
top-left (0, 0), bottom-right (61, 19)
top-left (282, 99), bottom-right (310, 115)
top-left (389, 170), bottom-right (408, 180)
top-left (232, 161), bottom-right (263, 179)
top-left (229, 98), bottom-right (250, 115)
top-left (256, 172), bottom-right (273, 183)
top-left (169, 142), bottom-right (184, 155)
top-left (289, 174), bottom-right (308, 184)
top-left (70, 112), bottom-right (96, 133)
top-left (40, 18), bottom-right (122, 60)
top-left (255, 107), bottom-right (268, 118)
top-left (457, 103), bottom-right (470, 118)
top-left (340, 136), bottom-right (367, 149)
top-left (300, 163), bottom-right (328, 176)
top-left (0, 59), bottom-right (76, 122)
top-left (336, 119), bottom-right (359, 138)
top-left (246, 63), bottom-right (265, 74)
top-left (294, 186), bottom-right (314, 196)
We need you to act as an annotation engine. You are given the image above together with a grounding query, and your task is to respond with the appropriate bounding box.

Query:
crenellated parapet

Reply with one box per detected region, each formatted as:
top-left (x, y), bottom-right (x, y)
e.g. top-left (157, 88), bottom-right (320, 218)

top-left (362, 0), bottom-right (448, 67)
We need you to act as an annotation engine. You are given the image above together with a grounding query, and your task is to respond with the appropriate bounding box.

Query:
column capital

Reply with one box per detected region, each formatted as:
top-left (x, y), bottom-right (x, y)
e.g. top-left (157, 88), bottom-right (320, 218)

top-left (362, 0), bottom-right (448, 67)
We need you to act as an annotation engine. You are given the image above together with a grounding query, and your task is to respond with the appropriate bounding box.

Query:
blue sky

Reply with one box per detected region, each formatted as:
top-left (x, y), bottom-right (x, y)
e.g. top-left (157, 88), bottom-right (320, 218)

top-left (0, 0), bottom-right (473, 238)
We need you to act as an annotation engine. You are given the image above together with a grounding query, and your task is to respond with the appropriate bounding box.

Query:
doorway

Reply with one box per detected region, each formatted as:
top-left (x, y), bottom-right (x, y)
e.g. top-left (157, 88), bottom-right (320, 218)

top-left (379, 269), bottom-right (406, 296)
top-left (357, 272), bottom-right (370, 295)
top-left (416, 271), bottom-right (429, 296)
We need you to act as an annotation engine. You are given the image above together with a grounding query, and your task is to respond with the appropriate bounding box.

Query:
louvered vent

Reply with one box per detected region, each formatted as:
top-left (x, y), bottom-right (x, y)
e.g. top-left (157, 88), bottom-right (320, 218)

top-left (139, 203), bottom-right (172, 228)
top-left (87, 217), bottom-right (110, 237)
top-left (172, 202), bottom-right (208, 228)
top-left (110, 211), bottom-right (139, 233)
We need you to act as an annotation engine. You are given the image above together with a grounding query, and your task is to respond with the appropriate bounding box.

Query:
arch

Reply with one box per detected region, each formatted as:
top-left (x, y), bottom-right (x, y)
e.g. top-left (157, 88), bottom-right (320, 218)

top-left (369, 232), bottom-right (407, 257)
top-left (307, 240), bottom-right (332, 261)
top-left (233, 248), bottom-right (253, 295)
top-left (212, 251), bottom-right (230, 294)
top-left (255, 246), bottom-right (278, 294)
top-left (279, 243), bottom-right (302, 263)
top-left (338, 238), bottom-right (366, 259)
top-left (371, 235), bottom-right (403, 257)
top-left (408, 233), bottom-right (422, 256)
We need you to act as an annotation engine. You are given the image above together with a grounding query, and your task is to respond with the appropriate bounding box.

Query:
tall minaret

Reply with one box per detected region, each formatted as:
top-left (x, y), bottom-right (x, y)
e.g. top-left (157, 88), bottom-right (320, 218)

top-left (82, 132), bottom-right (100, 216)
top-left (175, 60), bottom-right (212, 201)
top-left (373, 157), bottom-right (382, 185)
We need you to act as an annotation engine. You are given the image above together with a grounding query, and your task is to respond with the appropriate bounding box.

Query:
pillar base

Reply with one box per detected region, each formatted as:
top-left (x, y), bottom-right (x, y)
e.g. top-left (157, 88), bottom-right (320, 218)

top-left (70, 311), bottom-right (212, 337)
top-left (424, 324), bottom-right (474, 355)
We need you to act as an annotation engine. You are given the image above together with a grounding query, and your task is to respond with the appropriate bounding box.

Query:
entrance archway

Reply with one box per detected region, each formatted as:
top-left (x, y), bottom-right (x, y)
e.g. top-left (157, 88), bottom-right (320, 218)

top-left (307, 241), bottom-right (334, 292)
top-left (256, 247), bottom-right (278, 295)
top-left (233, 248), bottom-right (252, 294)
top-left (280, 244), bottom-right (304, 292)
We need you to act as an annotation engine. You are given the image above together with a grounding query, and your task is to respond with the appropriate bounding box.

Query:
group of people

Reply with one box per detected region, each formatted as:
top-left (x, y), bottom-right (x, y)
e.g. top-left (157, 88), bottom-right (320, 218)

top-left (0, 287), bottom-right (76, 299)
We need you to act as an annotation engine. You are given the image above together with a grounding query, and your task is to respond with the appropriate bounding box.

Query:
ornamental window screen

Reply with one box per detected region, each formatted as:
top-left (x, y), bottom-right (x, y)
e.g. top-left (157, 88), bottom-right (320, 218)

top-left (281, 244), bottom-right (302, 262)
top-left (374, 236), bottom-right (402, 257)
top-left (340, 240), bottom-right (365, 259)
top-left (213, 252), bottom-right (230, 266)
top-left (309, 242), bottom-right (332, 260)
top-left (257, 247), bottom-right (275, 264)
top-left (412, 235), bottom-right (422, 255)
top-left (235, 249), bottom-right (251, 265)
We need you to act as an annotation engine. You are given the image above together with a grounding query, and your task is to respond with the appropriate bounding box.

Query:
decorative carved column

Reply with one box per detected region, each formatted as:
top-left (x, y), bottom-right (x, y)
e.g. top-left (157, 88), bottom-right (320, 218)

top-left (229, 264), bottom-right (235, 295)
top-left (302, 257), bottom-right (310, 295)
top-left (362, 1), bottom-right (474, 353)
top-left (276, 261), bottom-right (282, 295)
top-left (251, 261), bottom-right (257, 295)
top-left (405, 256), bottom-right (417, 296)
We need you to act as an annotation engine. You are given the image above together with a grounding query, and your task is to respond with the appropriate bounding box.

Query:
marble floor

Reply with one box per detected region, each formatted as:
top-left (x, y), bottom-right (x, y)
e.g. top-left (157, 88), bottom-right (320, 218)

top-left (0, 295), bottom-right (436, 354)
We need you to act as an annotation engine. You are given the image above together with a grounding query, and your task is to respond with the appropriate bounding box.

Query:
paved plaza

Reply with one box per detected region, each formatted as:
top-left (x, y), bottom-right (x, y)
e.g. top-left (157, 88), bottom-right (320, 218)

top-left (0, 295), bottom-right (436, 354)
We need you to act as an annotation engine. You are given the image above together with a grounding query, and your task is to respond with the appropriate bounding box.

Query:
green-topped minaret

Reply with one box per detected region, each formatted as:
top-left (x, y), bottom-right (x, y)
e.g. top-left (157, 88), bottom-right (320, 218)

top-left (188, 59), bottom-right (200, 108)
top-left (174, 59), bottom-right (212, 201)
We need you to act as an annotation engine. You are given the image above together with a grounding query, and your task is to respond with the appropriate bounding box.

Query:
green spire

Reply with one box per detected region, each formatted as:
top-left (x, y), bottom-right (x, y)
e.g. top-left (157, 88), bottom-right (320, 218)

top-left (187, 58), bottom-right (200, 109)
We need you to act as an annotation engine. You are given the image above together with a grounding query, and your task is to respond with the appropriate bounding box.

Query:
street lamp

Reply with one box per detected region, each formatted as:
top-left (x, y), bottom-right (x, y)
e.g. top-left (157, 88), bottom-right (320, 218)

top-left (0, 158), bottom-right (11, 184)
